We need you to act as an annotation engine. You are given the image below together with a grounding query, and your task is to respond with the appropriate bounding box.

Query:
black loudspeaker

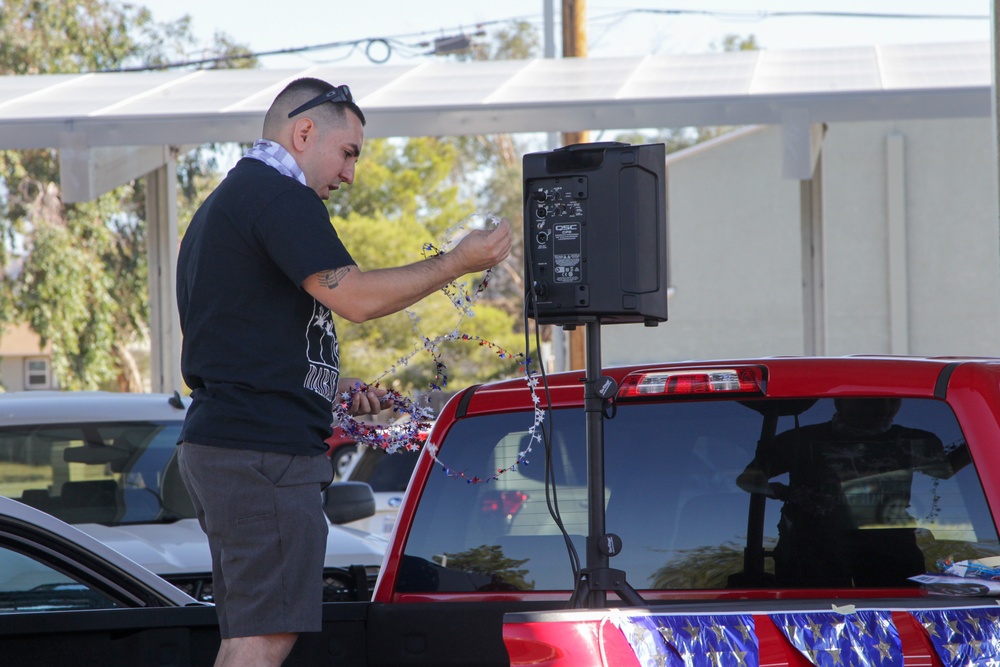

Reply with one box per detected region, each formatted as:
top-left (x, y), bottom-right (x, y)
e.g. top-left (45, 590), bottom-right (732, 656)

top-left (523, 141), bottom-right (668, 326)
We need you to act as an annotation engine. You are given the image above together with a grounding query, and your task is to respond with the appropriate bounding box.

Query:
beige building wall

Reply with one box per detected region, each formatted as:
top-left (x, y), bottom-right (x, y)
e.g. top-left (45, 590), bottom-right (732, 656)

top-left (0, 322), bottom-right (55, 392)
top-left (822, 118), bottom-right (1000, 356)
top-left (603, 118), bottom-right (1000, 364)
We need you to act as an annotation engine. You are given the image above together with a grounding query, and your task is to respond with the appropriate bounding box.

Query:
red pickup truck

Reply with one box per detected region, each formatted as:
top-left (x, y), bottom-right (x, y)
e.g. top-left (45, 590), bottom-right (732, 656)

top-left (7, 355), bottom-right (1000, 667)
top-left (372, 355), bottom-right (1000, 667)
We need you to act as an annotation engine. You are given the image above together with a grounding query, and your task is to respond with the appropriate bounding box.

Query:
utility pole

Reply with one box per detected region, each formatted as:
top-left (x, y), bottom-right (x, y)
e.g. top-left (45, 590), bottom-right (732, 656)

top-left (562, 0), bottom-right (587, 62)
top-left (562, 0), bottom-right (589, 370)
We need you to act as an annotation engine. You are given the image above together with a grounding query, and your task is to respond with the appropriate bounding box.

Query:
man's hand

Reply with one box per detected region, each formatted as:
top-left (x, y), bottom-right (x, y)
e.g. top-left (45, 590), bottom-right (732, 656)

top-left (339, 378), bottom-right (388, 416)
top-left (450, 218), bottom-right (513, 274)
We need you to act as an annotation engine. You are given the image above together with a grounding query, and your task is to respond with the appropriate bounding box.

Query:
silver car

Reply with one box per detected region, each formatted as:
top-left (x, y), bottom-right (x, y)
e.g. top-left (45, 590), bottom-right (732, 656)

top-left (0, 494), bottom-right (198, 610)
top-left (0, 494), bottom-right (230, 664)
top-left (0, 391), bottom-right (385, 602)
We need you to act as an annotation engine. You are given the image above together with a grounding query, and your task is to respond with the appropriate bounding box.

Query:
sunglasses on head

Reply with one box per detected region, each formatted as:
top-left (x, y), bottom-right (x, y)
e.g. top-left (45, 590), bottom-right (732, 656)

top-left (287, 85), bottom-right (353, 118)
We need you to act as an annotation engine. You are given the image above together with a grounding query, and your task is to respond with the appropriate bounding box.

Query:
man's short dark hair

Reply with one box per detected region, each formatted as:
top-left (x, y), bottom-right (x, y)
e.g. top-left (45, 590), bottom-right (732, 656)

top-left (276, 77), bottom-right (366, 127)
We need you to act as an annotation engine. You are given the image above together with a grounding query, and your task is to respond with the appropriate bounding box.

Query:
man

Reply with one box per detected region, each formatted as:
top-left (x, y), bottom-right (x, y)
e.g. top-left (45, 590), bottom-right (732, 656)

top-left (175, 77), bottom-right (511, 666)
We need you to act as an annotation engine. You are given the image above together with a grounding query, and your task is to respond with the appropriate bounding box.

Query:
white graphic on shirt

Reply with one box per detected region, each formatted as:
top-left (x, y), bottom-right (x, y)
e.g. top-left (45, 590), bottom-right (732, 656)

top-left (303, 300), bottom-right (340, 403)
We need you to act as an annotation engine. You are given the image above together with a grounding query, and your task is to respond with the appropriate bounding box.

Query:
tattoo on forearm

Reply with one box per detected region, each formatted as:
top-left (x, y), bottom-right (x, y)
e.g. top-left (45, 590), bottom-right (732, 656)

top-left (318, 267), bottom-right (351, 289)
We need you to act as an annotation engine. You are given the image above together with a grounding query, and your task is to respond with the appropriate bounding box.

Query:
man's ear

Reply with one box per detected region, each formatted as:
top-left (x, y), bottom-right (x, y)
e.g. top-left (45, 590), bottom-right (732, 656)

top-left (290, 117), bottom-right (315, 151)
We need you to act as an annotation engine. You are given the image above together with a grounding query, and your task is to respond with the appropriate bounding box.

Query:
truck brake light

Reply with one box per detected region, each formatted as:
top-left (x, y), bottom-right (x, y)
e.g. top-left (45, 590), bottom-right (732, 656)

top-left (618, 367), bottom-right (765, 398)
top-left (480, 491), bottom-right (528, 520)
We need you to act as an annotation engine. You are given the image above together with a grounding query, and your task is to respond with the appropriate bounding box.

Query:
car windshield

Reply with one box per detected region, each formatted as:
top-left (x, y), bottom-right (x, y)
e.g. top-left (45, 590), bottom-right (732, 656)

top-left (349, 448), bottom-right (419, 492)
top-left (0, 421), bottom-right (191, 525)
top-left (399, 397), bottom-right (998, 593)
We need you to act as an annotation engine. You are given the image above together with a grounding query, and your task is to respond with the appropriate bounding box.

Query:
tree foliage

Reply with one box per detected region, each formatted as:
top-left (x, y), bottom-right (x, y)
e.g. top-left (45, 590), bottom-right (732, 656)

top-left (466, 20), bottom-right (540, 62)
top-left (328, 137), bottom-right (471, 238)
top-left (0, 0), bottom-right (253, 390)
top-left (329, 138), bottom-right (524, 394)
top-left (0, 1), bottom-right (160, 74)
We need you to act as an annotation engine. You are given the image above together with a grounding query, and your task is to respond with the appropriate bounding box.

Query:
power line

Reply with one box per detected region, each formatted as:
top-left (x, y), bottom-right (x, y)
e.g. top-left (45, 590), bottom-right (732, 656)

top-left (106, 7), bottom-right (989, 72)
top-left (104, 12), bottom-right (540, 72)
top-left (603, 8), bottom-right (988, 22)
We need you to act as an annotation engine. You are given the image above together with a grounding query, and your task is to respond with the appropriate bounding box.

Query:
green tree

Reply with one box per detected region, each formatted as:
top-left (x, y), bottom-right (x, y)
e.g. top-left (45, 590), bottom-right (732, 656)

top-left (0, 0), bottom-right (253, 390)
top-left (467, 20), bottom-right (539, 61)
top-left (330, 138), bottom-right (524, 394)
top-left (327, 137), bottom-right (471, 238)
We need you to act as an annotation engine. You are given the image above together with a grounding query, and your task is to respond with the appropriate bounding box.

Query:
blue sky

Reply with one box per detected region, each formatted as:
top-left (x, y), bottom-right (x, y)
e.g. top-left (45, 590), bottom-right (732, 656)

top-left (138, 0), bottom-right (991, 69)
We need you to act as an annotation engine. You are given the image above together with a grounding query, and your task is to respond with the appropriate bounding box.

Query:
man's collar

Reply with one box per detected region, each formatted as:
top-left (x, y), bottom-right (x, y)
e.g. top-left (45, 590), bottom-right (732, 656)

top-left (243, 139), bottom-right (307, 186)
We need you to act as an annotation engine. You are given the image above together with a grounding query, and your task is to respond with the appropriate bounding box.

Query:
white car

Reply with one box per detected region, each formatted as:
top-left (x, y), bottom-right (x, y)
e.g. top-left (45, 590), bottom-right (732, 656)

top-left (0, 495), bottom-right (235, 663)
top-left (341, 445), bottom-right (421, 537)
top-left (0, 494), bottom-right (198, 610)
top-left (0, 391), bottom-right (386, 602)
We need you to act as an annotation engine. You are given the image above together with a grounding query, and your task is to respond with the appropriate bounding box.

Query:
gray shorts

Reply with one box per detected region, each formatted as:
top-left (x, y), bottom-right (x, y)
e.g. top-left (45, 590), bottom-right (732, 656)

top-left (177, 442), bottom-right (333, 638)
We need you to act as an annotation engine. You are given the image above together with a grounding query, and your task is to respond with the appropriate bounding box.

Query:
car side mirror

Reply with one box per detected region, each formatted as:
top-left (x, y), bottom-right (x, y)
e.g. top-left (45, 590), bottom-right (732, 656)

top-left (323, 481), bottom-right (376, 524)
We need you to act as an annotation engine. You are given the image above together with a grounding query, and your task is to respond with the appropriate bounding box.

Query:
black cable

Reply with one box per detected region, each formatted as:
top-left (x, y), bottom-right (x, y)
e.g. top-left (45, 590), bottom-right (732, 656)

top-left (522, 199), bottom-right (581, 587)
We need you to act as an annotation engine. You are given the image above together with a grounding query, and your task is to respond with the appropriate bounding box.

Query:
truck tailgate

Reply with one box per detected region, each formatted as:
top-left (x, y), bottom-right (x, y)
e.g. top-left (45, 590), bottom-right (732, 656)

top-left (504, 599), bottom-right (994, 667)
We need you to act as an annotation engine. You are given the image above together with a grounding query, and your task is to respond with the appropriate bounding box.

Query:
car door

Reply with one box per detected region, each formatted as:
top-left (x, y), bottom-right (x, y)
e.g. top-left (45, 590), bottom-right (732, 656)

top-left (0, 499), bottom-right (221, 666)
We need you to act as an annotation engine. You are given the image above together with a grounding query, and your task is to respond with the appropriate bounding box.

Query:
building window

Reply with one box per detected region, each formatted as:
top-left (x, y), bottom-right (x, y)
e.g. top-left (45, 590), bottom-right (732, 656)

top-left (25, 357), bottom-right (51, 389)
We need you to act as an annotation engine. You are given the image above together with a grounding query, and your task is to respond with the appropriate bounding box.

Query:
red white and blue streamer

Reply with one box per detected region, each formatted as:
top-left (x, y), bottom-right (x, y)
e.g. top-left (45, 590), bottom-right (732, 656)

top-left (911, 607), bottom-right (1000, 667)
top-left (770, 610), bottom-right (901, 667)
top-left (614, 612), bottom-right (758, 667)
top-left (614, 607), bottom-right (1000, 667)
top-left (334, 213), bottom-right (544, 482)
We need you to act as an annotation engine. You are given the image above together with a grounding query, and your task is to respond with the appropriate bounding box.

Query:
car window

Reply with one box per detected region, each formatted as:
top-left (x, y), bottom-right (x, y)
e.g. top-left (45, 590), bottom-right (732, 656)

top-left (0, 421), bottom-right (188, 525)
top-left (398, 398), bottom-right (997, 593)
top-left (351, 449), bottom-right (420, 493)
top-left (0, 544), bottom-right (119, 612)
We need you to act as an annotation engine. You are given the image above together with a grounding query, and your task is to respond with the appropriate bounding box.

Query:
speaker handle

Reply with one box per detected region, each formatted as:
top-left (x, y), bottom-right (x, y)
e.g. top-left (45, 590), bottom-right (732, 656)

top-left (557, 141), bottom-right (629, 153)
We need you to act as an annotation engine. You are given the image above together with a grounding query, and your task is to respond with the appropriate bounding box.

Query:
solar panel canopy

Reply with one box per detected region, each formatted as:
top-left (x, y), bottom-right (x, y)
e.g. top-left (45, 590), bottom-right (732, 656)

top-left (0, 41), bottom-right (993, 393)
top-left (0, 40), bottom-right (990, 152)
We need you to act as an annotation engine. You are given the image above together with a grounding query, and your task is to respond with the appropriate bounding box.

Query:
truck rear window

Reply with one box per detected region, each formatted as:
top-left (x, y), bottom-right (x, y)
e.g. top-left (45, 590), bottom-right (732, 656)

top-left (398, 397), bottom-right (997, 593)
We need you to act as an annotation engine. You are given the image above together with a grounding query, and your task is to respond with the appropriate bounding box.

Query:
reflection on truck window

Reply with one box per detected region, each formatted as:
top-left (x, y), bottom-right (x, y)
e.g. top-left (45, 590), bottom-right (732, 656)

top-left (736, 398), bottom-right (970, 587)
top-left (398, 398), bottom-right (996, 594)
